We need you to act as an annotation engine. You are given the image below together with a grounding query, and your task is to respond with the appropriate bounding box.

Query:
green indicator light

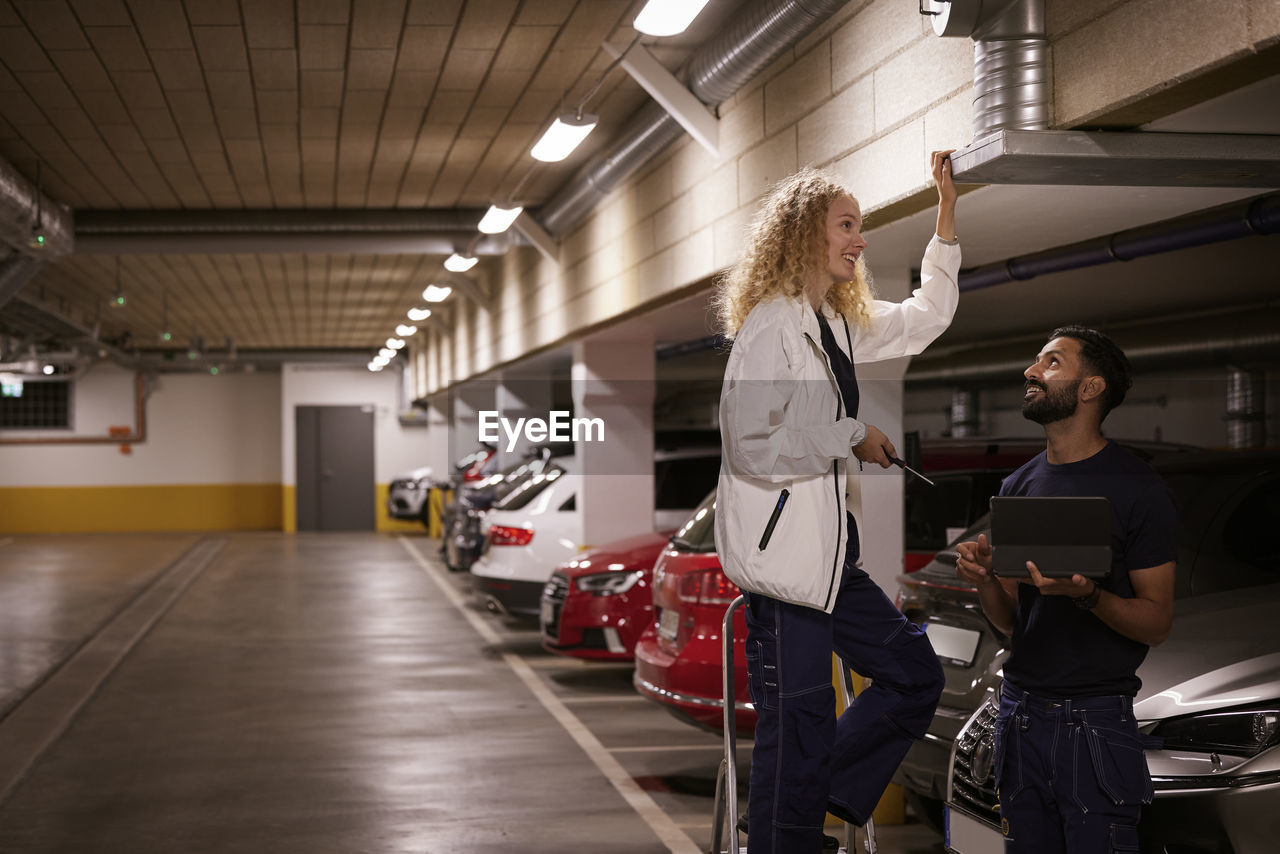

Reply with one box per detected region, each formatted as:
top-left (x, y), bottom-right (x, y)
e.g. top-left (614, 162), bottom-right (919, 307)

top-left (36, 235), bottom-right (44, 245)
top-left (210, 367), bottom-right (219, 375)
top-left (187, 352), bottom-right (197, 360)
top-left (114, 295), bottom-right (125, 306)
top-left (162, 332), bottom-right (172, 341)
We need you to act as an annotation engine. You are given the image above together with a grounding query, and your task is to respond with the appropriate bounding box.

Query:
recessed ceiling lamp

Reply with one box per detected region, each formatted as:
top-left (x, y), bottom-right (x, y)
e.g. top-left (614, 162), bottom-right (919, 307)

top-left (42, 364), bottom-right (55, 375)
top-left (407, 307), bottom-right (432, 321)
top-left (531, 112), bottom-right (599, 162)
top-left (378, 347), bottom-right (395, 359)
top-left (633, 0), bottom-right (711, 36)
top-left (422, 285), bottom-right (452, 303)
top-left (395, 324), bottom-right (417, 337)
top-left (477, 204), bottom-right (522, 234)
top-left (444, 252), bottom-right (478, 272)
top-left (367, 361), bottom-right (383, 372)
top-left (386, 337), bottom-right (405, 350)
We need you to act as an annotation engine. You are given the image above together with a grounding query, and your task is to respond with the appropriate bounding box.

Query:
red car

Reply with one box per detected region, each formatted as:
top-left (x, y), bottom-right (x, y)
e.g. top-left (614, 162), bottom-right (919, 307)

top-left (633, 492), bottom-right (755, 734)
top-left (539, 530), bottom-right (673, 661)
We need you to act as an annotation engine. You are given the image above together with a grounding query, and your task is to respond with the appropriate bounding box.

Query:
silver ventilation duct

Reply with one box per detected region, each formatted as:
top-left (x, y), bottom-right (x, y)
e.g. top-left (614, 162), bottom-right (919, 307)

top-left (1225, 367), bottom-right (1266, 449)
top-left (933, 0), bottom-right (1280, 187)
top-left (0, 155), bottom-right (74, 258)
top-left (538, 0), bottom-right (851, 236)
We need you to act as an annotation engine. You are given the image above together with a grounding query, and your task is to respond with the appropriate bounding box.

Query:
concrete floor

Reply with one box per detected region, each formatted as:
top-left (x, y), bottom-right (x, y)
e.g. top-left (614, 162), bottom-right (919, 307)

top-left (0, 532), bottom-right (944, 853)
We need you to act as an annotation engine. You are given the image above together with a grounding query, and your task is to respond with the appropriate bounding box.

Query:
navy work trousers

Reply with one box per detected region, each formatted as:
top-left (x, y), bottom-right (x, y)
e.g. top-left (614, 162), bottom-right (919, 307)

top-left (742, 542), bottom-right (944, 854)
top-left (995, 681), bottom-right (1152, 854)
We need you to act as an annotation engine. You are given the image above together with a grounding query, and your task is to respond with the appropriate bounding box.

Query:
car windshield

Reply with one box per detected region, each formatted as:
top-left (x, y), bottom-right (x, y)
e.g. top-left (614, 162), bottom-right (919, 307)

top-left (493, 464), bottom-right (568, 511)
top-left (670, 491), bottom-right (717, 552)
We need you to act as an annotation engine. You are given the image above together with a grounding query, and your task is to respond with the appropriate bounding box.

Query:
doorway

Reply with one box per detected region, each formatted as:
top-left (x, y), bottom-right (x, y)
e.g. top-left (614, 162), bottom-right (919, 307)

top-left (295, 405), bottom-right (376, 531)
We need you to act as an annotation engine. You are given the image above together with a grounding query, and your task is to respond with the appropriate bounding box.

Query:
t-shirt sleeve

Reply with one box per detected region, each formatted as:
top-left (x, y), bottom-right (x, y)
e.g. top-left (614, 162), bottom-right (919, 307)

top-left (1126, 480), bottom-right (1180, 570)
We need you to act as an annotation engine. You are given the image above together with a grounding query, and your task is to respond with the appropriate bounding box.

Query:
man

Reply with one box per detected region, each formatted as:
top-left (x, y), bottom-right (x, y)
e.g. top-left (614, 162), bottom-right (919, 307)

top-left (954, 326), bottom-right (1177, 854)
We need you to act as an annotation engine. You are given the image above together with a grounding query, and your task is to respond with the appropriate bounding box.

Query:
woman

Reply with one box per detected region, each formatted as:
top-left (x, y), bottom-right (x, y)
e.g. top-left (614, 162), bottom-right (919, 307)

top-left (713, 151), bottom-right (960, 853)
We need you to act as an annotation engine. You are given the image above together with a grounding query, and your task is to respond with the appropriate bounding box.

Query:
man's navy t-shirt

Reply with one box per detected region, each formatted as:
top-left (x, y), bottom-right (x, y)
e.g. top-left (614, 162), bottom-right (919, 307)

top-left (999, 441), bottom-right (1178, 698)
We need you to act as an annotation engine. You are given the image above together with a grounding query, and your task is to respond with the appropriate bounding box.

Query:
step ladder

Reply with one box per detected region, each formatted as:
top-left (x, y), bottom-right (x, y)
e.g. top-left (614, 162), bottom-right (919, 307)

top-left (710, 595), bottom-right (878, 854)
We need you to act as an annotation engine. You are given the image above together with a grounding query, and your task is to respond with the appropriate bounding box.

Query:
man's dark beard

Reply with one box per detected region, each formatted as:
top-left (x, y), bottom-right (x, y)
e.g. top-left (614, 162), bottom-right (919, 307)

top-left (1021, 378), bottom-right (1081, 424)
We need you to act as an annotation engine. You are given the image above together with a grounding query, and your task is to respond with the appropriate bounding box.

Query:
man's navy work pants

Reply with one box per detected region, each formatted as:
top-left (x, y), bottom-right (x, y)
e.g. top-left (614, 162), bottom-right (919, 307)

top-left (995, 681), bottom-right (1153, 853)
top-left (742, 539), bottom-right (944, 854)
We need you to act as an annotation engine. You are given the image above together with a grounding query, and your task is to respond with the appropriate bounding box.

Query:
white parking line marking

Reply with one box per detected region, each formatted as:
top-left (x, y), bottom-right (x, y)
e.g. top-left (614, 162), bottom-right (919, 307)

top-left (401, 537), bottom-right (701, 854)
top-left (608, 744), bottom-right (725, 753)
top-left (559, 694), bottom-right (648, 704)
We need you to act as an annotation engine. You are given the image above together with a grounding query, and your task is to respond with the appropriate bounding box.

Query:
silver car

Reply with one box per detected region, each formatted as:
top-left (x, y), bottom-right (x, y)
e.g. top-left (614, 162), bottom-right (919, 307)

top-left (893, 449), bottom-right (1280, 852)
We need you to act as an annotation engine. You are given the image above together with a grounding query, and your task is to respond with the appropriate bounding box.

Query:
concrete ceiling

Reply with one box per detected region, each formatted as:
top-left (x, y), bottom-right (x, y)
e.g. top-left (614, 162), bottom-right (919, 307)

top-left (0, 0), bottom-right (745, 350)
top-left (0, 1), bottom-right (1276, 376)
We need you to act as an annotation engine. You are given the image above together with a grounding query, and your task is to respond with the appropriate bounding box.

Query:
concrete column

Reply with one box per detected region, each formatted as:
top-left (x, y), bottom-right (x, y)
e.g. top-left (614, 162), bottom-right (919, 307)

top-left (494, 371), bottom-right (554, 466)
top-left (572, 334), bottom-right (656, 549)
top-left (451, 381), bottom-right (496, 467)
top-left (424, 394), bottom-right (451, 483)
top-left (846, 267), bottom-right (912, 596)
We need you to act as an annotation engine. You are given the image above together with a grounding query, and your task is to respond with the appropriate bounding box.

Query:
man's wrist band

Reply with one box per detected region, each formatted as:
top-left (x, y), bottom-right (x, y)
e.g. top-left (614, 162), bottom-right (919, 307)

top-left (1073, 581), bottom-right (1102, 610)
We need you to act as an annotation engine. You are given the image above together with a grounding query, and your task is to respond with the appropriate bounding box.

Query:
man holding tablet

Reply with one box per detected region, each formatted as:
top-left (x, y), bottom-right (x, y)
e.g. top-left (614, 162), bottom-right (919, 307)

top-left (953, 326), bottom-right (1177, 854)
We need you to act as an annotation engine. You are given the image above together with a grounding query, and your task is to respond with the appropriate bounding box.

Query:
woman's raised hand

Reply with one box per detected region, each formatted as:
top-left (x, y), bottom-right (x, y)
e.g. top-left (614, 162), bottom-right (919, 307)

top-left (931, 149), bottom-right (957, 206)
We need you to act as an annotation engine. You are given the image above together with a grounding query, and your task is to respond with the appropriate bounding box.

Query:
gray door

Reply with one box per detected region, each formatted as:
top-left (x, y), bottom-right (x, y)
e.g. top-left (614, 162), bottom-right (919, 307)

top-left (296, 405), bottom-right (376, 531)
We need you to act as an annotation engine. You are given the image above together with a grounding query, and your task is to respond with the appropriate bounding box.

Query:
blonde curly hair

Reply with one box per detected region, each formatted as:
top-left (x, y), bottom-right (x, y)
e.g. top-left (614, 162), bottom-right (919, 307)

top-left (714, 167), bottom-right (873, 339)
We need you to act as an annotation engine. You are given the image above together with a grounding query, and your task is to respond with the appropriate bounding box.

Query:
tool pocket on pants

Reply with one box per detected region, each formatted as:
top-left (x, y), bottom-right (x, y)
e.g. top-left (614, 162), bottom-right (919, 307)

top-left (743, 599), bottom-right (778, 711)
top-left (993, 710), bottom-right (1025, 802)
top-left (1080, 724), bottom-right (1154, 807)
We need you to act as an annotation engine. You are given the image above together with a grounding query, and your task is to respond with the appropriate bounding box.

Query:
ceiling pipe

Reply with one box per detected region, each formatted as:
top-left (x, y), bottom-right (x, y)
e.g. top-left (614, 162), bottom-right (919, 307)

top-left (73, 209), bottom-right (510, 255)
top-left (537, 0), bottom-right (851, 236)
top-left (906, 309), bottom-right (1280, 385)
top-left (958, 191), bottom-right (1280, 291)
top-left (0, 155), bottom-right (74, 259)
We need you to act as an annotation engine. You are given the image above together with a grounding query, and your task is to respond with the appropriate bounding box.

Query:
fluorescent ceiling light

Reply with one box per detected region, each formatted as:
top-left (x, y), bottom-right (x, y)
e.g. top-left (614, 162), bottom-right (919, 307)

top-left (444, 253), bottom-right (477, 272)
top-left (633, 0), bottom-right (711, 36)
top-left (395, 324), bottom-right (417, 337)
top-left (367, 361), bottom-right (382, 372)
top-left (378, 348), bottom-right (395, 359)
top-left (531, 113), bottom-right (599, 162)
top-left (422, 285), bottom-right (452, 303)
top-left (386, 337), bottom-right (405, 350)
top-left (407, 307), bottom-right (432, 321)
top-left (478, 204), bottom-right (522, 234)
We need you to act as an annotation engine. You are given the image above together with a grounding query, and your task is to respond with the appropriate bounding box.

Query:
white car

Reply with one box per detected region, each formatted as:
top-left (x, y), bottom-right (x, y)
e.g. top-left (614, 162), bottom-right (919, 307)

top-left (471, 448), bottom-right (721, 616)
top-left (471, 456), bottom-right (582, 616)
top-left (386, 465), bottom-right (434, 522)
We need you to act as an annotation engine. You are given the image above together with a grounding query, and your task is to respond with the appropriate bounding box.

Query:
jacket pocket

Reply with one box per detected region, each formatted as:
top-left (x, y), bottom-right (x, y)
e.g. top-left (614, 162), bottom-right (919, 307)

top-left (757, 489), bottom-right (790, 550)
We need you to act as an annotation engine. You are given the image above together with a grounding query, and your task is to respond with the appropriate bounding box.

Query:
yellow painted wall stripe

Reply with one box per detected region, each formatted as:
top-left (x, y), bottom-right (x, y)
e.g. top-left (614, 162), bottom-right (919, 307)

top-left (0, 483), bottom-right (428, 535)
top-left (0, 484), bottom-right (284, 534)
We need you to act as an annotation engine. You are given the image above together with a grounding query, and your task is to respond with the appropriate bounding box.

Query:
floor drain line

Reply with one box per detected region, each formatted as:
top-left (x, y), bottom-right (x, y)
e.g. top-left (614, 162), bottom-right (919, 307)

top-left (0, 538), bottom-right (225, 806)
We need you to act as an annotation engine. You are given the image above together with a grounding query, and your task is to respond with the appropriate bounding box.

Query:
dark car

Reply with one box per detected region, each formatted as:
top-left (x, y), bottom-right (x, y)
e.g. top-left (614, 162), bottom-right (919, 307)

top-left (896, 447), bottom-right (1278, 841)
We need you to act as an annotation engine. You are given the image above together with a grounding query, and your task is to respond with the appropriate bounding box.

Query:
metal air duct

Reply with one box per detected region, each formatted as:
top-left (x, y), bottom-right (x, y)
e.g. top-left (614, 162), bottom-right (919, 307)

top-left (0, 155), bottom-right (74, 258)
top-left (0, 251), bottom-right (45, 312)
top-left (538, 0), bottom-right (851, 236)
top-left (932, 0), bottom-right (1280, 187)
top-left (73, 209), bottom-right (508, 255)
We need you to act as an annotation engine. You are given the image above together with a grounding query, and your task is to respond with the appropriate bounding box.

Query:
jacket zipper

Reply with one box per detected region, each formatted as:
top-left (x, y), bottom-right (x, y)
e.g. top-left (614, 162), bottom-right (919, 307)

top-left (758, 488), bottom-right (790, 550)
top-left (803, 325), bottom-right (846, 611)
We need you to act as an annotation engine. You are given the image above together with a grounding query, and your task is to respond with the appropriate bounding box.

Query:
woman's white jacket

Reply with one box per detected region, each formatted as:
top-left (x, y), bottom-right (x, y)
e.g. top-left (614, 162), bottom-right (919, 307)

top-left (714, 236), bottom-right (961, 612)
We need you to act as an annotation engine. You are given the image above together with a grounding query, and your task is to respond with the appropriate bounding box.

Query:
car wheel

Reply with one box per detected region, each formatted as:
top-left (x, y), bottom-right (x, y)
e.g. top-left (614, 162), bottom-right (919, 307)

top-left (904, 790), bottom-right (945, 835)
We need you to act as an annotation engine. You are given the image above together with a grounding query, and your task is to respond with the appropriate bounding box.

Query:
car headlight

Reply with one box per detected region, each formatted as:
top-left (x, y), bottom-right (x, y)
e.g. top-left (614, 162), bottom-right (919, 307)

top-left (1152, 702), bottom-right (1280, 757)
top-left (576, 571), bottom-right (642, 596)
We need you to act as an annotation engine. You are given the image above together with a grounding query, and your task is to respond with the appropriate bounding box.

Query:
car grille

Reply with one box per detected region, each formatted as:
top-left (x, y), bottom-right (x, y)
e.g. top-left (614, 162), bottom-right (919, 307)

top-left (951, 697), bottom-right (1001, 827)
top-left (541, 573), bottom-right (569, 639)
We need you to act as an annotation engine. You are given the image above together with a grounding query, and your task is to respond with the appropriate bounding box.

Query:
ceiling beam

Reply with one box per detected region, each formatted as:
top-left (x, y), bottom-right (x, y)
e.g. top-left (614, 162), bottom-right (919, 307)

top-left (603, 40), bottom-right (719, 156)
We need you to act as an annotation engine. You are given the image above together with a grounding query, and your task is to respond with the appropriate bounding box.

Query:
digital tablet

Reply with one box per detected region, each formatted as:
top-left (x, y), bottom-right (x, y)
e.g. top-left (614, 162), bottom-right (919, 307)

top-left (990, 496), bottom-right (1113, 579)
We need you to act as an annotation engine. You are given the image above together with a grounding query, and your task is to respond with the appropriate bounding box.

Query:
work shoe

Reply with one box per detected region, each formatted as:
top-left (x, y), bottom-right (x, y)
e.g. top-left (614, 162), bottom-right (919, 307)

top-left (735, 814), bottom-right (841, 852)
